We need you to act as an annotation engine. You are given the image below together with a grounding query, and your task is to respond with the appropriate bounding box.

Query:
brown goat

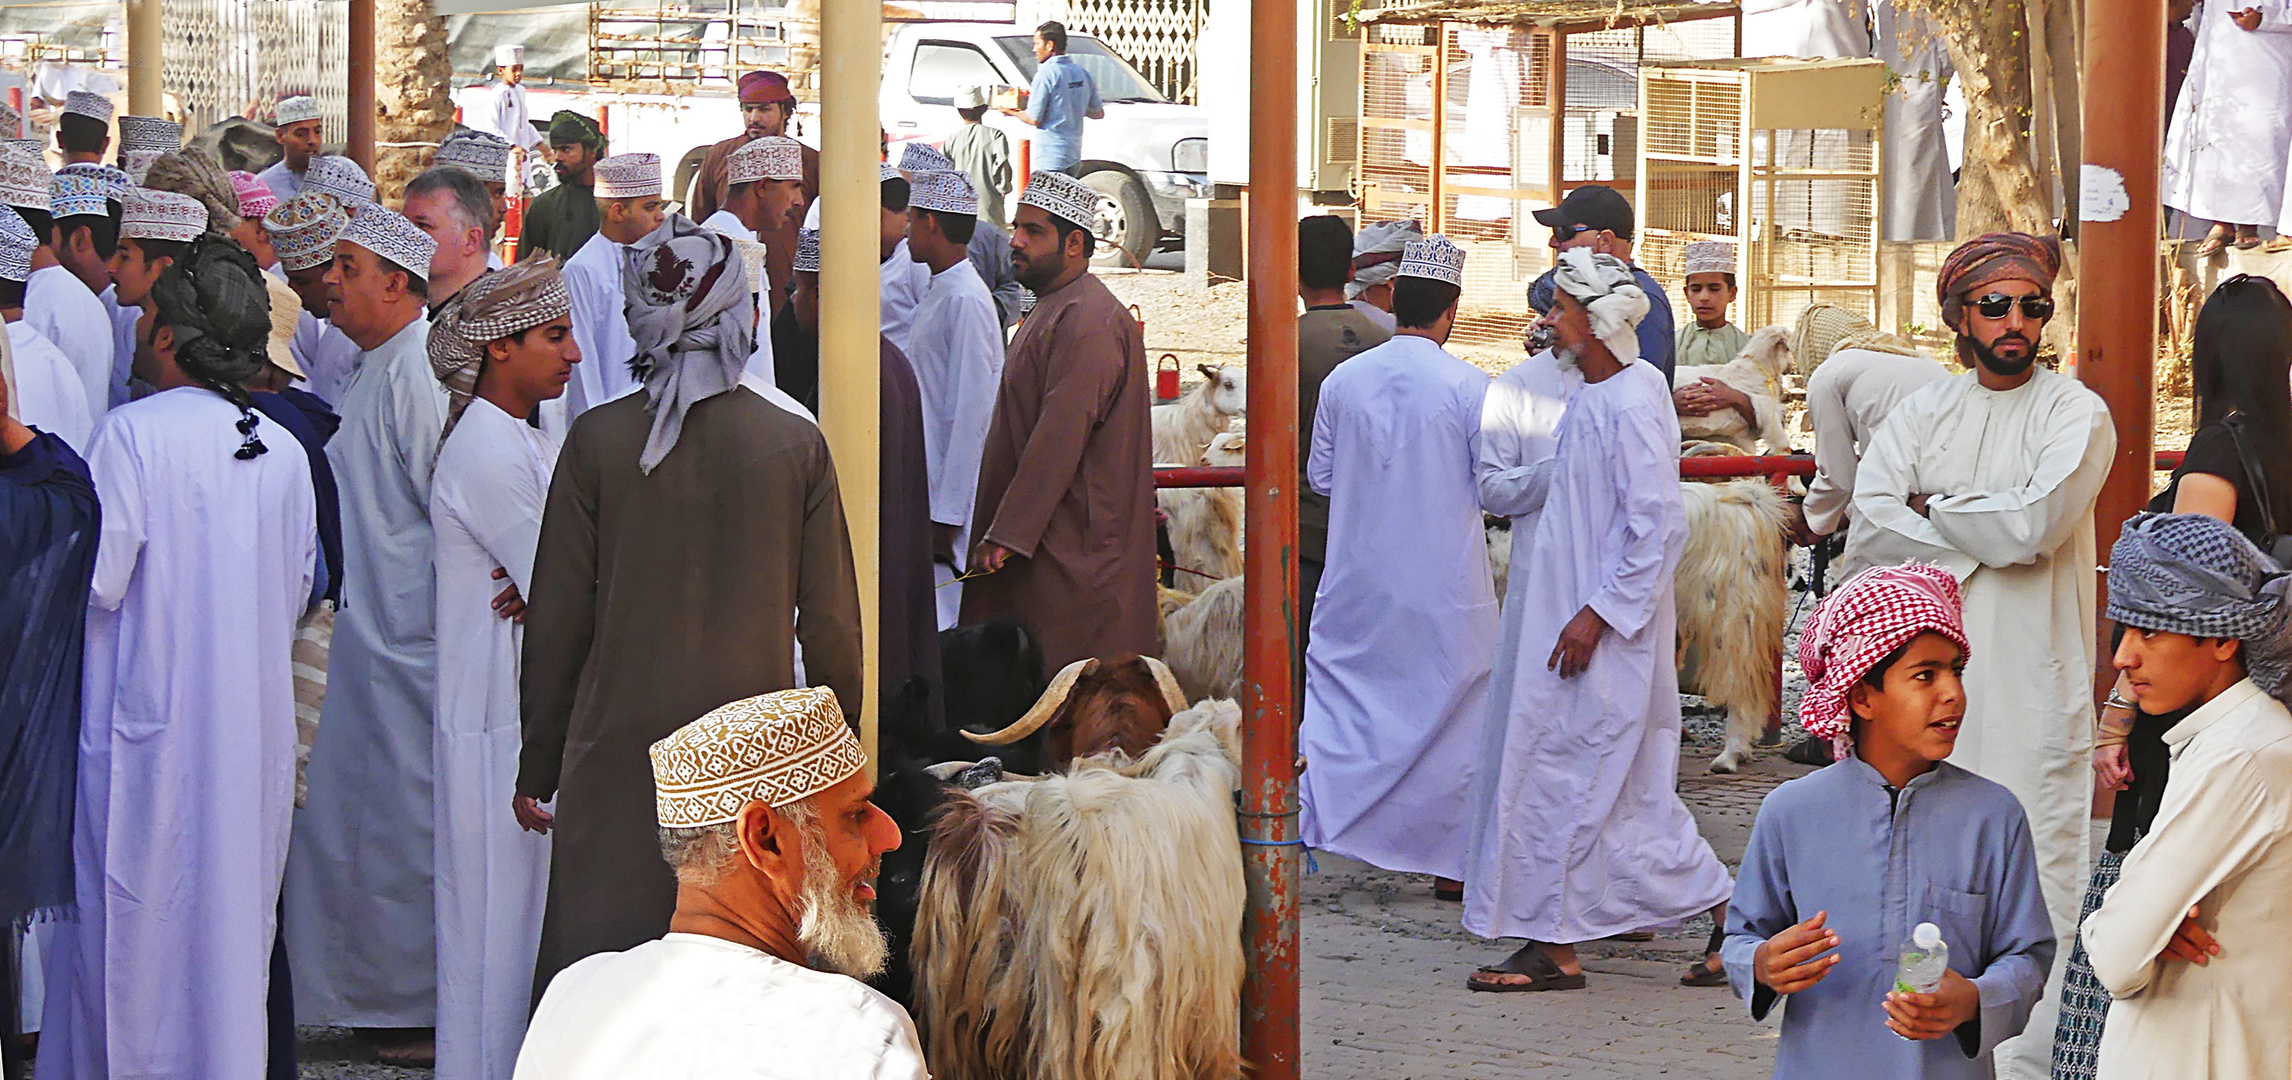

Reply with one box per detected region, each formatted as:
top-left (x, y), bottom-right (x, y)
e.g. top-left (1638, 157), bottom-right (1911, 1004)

top-left (959, 655), bottom-right (1189, 772)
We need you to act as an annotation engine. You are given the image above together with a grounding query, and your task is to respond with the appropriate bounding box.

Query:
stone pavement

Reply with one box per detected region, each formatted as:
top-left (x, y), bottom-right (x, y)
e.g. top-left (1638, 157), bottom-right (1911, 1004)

top-left (1298, 746), bottom-right (1814, 1079)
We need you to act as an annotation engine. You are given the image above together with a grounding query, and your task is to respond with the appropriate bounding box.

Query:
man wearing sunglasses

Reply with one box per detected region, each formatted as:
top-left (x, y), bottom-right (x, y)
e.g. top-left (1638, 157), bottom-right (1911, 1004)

top-left (1847, 231), bottom-right (2117, 1080)
top-left (1530, 185), bottom-right (1675, 383)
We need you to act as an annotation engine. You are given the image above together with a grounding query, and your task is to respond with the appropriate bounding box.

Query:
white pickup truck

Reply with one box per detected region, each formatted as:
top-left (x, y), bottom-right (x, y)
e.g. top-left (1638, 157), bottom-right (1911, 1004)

top-left (880, 21), bottom-right (1209, 265)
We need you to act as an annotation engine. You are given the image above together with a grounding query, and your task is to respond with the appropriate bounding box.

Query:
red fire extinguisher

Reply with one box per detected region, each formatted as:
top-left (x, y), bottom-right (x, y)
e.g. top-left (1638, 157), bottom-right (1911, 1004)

top-left (1156, 353), bottom-right (1181, 402)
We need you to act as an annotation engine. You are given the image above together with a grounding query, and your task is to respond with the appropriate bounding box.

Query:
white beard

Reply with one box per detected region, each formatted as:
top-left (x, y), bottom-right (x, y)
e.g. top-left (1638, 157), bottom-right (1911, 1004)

top-left (1555, 344), bottom-right (1585, 370)
top-left (795, 821), bottom-right (890, 979)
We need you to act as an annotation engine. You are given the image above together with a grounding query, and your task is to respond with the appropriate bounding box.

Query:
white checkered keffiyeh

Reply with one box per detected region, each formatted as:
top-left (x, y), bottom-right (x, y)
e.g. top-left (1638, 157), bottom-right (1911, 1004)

top-left (649, 687), bottom-right (863, 827)
top-left (1796, 563), bottom-right (1970, 747)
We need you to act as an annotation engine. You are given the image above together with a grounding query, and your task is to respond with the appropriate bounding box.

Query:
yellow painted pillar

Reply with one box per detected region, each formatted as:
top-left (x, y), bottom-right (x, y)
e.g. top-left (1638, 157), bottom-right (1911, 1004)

top-left (125, 0), bottom-right (161, 116)
top-left (818, 0), bottom-right (881, 764)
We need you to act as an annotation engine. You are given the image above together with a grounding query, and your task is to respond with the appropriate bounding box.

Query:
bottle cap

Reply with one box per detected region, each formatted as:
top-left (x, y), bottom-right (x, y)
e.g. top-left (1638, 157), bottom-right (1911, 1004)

top-left (1913, 922), bottom-right (1941, 950)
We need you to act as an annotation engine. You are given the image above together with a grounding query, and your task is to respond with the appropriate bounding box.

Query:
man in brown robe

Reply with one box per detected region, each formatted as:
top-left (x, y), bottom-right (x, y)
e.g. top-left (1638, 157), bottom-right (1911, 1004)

top-left (960, 171), bottom-right (1158, 674)
top-left (688, 70), bottom-right (818, 314)
top-left (516, 217), bottom-right (862, 998)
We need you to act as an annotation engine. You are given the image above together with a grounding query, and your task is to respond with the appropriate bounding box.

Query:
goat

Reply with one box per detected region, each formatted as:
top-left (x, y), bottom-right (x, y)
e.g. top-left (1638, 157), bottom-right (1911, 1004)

top-left (869, 676), bottom-right (971, 1009)
top-left (957, 654), bottom-right (1191, 775)
top-left (1150, 363), bottom-right (1245, 468)
top-left (1160, 424), bottom-right (1245, 592)
top-left (915, 698), bottom-right (1247, 1080)
top-left (1161, 576), bottom-right (1244, 703)
top-left (1673, 324), bottom-right (1793, 455)
top-left (941, 617), bottom-right (1048, 743)
top-left (1676, 479), bottom-right (1794, 773)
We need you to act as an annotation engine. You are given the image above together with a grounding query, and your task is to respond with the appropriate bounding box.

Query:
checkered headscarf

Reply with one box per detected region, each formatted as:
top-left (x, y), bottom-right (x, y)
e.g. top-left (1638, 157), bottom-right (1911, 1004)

top-left (1797, 563), bottom-right (1970, 749)
top-left (428, 257), bottom-right (572, 444)
top-left (2110, 512), bottom-right (2292, 700)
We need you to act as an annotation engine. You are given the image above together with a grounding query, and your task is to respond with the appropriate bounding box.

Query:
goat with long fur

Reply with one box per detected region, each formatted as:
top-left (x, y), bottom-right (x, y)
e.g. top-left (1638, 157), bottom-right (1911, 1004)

top-left (1676, 479), bottom-right (1793, 773)
top-left (1673, 324), bottom-right (1793, 454)
top-left (1150, 363), bottom-right (1245, 468)
top-left (1160, 425), bottom-right (1245, 592)
top-left (915, 699), bottom-right (1248, 1080)
top-left (1161, 576), bottom-right (1243, 702)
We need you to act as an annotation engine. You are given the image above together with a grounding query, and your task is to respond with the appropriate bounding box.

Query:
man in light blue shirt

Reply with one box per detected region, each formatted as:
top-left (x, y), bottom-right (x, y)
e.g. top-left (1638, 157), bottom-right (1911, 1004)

top-left (999, 21), bottom-right (1102, 173)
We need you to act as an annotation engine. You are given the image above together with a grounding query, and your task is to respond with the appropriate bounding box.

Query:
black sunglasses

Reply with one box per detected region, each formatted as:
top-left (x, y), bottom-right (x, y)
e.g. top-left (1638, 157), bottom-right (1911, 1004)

top-left (1969, 293), bottom-right (2054, 320)
top-left (1550, 223), bottom-right (1592, 244)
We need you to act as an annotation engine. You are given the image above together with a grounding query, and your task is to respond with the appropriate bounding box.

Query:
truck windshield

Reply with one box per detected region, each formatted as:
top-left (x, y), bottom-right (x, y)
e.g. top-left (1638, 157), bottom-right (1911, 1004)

top-left (993, 35), bottom-right (1167, 104)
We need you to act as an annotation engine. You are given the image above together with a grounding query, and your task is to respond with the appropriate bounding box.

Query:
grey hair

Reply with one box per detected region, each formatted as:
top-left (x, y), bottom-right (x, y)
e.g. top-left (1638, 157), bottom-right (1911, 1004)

top-left (657, 796), bottom-right (817, 888)
top-left (405, 165), bottom-right (495, 234)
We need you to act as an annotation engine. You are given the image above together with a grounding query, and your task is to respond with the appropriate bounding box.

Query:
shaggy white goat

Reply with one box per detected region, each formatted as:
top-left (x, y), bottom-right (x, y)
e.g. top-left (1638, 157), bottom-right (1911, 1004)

top-left (1676, 479), bottom-right (1794, 773)
top-left (1673, 324), bottom-right (1793, 454)
top-left (1161, 425), bottom-right (1245, 592)
top-left (914, 699), bottom-right (1247, 1080)
top-left (1151, 364), bottom-right (1245, 468)
top-left (1161, 576), bottom-right (1243, 702)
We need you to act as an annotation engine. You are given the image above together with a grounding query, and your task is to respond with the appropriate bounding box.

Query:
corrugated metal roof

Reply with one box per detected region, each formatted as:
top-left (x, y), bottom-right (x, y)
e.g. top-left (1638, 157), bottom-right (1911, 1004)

top-left (1357, 0), bottom-right (1739, 29)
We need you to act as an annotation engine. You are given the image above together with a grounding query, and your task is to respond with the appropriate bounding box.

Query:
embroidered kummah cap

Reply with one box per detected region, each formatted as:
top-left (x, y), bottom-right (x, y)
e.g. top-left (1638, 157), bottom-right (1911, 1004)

top-left (435, 131), bottom-right (513, 183)
top-left (1682, 239), bottom-right (1736, 278)
top-left (63, 89), bottom-right (112, 124)
top-left (274, 94), bottom-right (321, 126)
top-left (120, 187), bottom-right (208, 243)
top-left (1015, 169), bottom-right (1097, 231)
top-left (304, 154), bottom-right (376, 209)
top-left (793, 227), bottom-right (820, 273)
top-left (0, 103), bottom-right (23, 141)
top-left (340, 202), bottom-right (437, 282)
top-left (494, 44), bottom-right (525, 67)
top-left (897, 141), bottom-right (953, 174)
top-left (727, 136), bottom-right (803, 185)
top-left (1397, 234), bottom-right (1466, 287)
top-left (231, 170), bottom-right (278, 223)
top-left (954, 84), bottom-right (990, 110)
top-left (878, 163), bottom-right (901, 184)
top-left (57, 162), bottom-right (131, 188)
top-left (650, 688), bottom-right (865, 828)
top-left (593, 152), bottom-right (661, 199)
top-left (1796, 563), bottom-right (1970, 750)
top-left (0, 206), bottom-right (35, 281)
top-left (50, 172), bottom-right (117, 219)
top-left (264, 191), bottom-right (350, 272)
top-left (907, 170), bottom-right (977, 215)
top-left (0, 145), bottom-right (52, 212)
top-left (117, 115), bottom-right (182, 154)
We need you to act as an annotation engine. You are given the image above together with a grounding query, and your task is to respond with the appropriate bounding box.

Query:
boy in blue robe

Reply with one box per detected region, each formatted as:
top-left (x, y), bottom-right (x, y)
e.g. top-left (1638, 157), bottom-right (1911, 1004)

top-left (1723, 563), bottom-right (2057, 1078)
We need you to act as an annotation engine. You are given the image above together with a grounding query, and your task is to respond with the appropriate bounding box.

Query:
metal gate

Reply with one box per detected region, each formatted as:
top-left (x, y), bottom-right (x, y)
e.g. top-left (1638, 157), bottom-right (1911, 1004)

top-left (1047, 0), bottom-right (1205, 103)
top-left (162, 0), bottom-right (349, 136)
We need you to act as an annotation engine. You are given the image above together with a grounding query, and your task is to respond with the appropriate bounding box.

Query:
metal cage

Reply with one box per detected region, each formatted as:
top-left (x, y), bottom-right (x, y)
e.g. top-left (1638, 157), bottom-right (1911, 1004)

top-left (162, 0), bottom-right (348, 137)
top-left (1637, 57), bottom-right (1887, 334)
top-left (1353, 1), bottom-right (1737, 358)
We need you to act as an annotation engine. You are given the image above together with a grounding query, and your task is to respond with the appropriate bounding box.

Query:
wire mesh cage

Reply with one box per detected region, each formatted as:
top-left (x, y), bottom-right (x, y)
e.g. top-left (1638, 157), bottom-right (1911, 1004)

top-left (1637, 57), bottom-right (1887, 336)
top-left (162, 0), bottom-right (348, 137)
top-left (1353, 3), bottom-right (1738, 360)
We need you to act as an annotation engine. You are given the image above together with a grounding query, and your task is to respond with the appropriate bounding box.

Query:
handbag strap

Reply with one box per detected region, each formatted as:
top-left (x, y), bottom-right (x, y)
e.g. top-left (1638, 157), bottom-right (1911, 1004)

top-left (2221, 412), bottom-right (2284, 541)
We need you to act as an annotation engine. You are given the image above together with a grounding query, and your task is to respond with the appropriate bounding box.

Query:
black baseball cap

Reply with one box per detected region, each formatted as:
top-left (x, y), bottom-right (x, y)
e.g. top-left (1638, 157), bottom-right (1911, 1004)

top-left (1533, 185), bottom-right (1635, 241)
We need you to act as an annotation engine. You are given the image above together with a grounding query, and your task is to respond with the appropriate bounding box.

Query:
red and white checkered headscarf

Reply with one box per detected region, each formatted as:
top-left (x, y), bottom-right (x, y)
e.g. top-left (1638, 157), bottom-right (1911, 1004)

top-left (1797, 563), bottom-right (1970, 749)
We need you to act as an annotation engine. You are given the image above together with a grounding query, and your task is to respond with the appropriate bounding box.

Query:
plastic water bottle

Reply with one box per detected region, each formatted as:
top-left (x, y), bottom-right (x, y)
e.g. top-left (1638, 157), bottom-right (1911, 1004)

top-left (1894, 922), bottom-right (1949, 995)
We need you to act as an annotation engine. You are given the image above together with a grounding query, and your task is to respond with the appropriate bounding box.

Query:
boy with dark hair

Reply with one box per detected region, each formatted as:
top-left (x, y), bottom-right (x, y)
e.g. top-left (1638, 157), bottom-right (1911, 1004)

top-left (1723, 563), bottom-right (2056, 1079)
top-left (54, 91), bottom-right (111, 167)
top-left (945, 85), bottom-right (1012, 227)
top-left (48, 172), bottom-right (124, 420)
top-left (879, 167), bottom-right (929, 351)
top-left (1675, 238), bottom-right (1747, 366)
top-left (903, 171), bottom-right (1003, 627)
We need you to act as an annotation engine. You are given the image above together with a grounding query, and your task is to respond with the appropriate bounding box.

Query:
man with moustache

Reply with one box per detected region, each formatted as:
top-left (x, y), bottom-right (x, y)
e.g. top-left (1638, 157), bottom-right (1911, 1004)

top-left (689, 71), bottom-right (817, 305)
top-left (1850, 231), bottom-right (2115, 1079)
top-left (511, 689), bottom-right (921, 1078)
top-left (517, 112), bottom-right (606, 263)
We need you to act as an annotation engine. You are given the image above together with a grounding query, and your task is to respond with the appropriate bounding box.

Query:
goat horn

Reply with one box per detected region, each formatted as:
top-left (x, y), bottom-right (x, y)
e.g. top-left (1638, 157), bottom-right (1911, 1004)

top-left (962, 658), bottom-right (1097, 745)
top-left (1142, 656), bottom-right (1189, 715)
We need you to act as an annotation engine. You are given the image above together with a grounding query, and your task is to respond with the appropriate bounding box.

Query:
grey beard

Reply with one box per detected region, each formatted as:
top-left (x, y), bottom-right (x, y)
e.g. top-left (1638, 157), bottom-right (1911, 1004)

top-left (1555, 344), bottom-right (1585, 370)
top-left (795, 821), bottom-right (889, 979)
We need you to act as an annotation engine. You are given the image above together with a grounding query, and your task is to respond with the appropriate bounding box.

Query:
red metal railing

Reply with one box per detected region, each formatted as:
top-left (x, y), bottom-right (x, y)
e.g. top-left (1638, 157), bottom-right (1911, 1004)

top-left (1158, 451), bottom-right (2192, 491)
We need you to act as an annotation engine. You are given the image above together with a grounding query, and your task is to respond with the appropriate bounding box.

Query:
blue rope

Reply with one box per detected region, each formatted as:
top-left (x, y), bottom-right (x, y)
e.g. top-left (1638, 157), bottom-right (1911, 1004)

top-left (1235, 836), bottom-right (1317, 873)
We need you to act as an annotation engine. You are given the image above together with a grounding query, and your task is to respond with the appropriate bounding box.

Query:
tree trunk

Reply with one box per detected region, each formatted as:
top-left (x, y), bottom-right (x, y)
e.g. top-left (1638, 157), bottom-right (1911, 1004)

top-left (374, 0), bottom-right (452, 203)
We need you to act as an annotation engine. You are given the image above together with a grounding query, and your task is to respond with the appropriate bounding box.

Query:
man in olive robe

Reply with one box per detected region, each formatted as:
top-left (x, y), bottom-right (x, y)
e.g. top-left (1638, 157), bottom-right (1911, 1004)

top-left (516, 218), bottom-right (863, 998)
top-left (960, 171), bottom-right (1157, 673)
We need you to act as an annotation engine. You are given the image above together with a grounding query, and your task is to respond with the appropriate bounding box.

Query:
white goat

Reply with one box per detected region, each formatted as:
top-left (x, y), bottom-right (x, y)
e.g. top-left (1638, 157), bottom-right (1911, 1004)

top-left (1673, 325), bottom-right (1793, 454)
top-left (914, 699), bottom-right (1248, 1080)
top-left (1161, 576), bottom-right (1244, 702)
top-left (1161, 425), bottom-right (1245, 592)
top-left (1676, 479), bottom-right (1793, 773)
top-left (1151, 363), bottom-right (1245, 468)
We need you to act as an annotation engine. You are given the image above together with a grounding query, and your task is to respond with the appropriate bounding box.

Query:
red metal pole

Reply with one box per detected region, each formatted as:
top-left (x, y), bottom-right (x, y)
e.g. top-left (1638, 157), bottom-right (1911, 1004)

top-left (345, 0), bottom-right (376, 173)
top-left (2079, 0), bottom-right (2162, 683)
top-left (1239, 0), bottom-right (1300, 1070)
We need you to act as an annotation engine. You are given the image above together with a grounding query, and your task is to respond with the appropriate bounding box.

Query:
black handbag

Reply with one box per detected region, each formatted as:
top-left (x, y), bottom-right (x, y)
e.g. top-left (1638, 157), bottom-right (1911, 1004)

top-left (2221, 412), bottom-right (2292, 567)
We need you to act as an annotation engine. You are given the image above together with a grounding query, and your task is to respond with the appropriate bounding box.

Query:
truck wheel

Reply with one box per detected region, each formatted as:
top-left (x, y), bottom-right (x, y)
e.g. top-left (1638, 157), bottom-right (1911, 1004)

top-left (1079, 169), bottom-right (1156, 268)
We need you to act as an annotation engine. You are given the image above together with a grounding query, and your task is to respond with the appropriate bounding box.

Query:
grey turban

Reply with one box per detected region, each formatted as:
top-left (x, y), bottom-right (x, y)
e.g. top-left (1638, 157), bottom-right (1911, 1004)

top-left (1348, 219), bottom-right (1420, 300)
top-left (2110, 511), bottom-right (2292, 701)
top-left (1549, 247), bottom-right (1650, 363)
top-left (622, 215), bottom-right (755, 473)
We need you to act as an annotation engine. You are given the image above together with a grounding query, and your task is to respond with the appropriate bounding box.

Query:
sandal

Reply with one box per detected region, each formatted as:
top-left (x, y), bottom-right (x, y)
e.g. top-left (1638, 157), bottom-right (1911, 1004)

top-left (1467, 946), bottom-right (1587, 993)
top-left (2236, 228), bottom-right (2264, 250)
top-left (2196, 228), bottom-right (2230, 257)
top-left (1433, 878), bottom-right (1464, 902)
top-left (1680, 957), bottom-right (1729, 987)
